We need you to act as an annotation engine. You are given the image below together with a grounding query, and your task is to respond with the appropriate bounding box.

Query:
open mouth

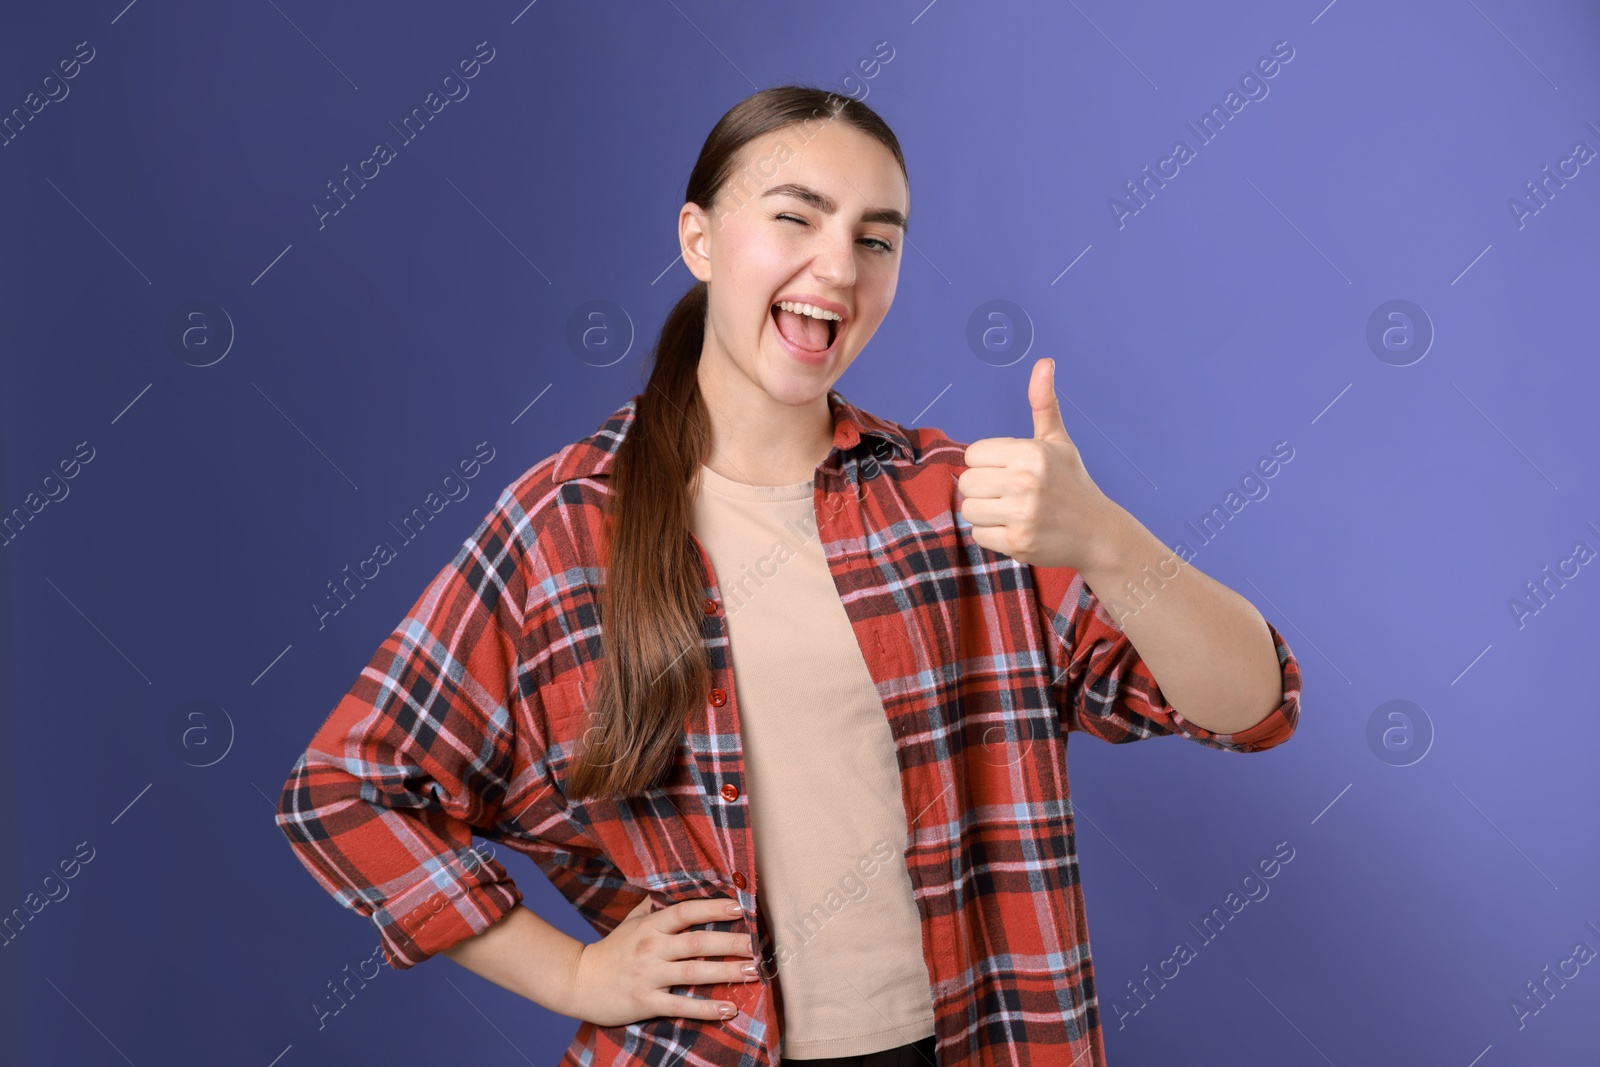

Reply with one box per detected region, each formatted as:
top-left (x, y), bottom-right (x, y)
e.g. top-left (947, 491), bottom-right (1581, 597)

top-left (770, 303), bottom-right (840, 353)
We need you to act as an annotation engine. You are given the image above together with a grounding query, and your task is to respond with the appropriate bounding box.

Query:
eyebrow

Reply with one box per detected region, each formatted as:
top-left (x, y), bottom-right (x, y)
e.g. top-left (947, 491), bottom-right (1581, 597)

top-left (761, 182), bottom-right (909, 235)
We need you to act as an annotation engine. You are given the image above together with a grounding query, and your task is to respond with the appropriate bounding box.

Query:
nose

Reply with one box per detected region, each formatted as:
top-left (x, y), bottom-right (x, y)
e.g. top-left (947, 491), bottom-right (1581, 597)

top-left (810, 227), bottom-right (857, 289)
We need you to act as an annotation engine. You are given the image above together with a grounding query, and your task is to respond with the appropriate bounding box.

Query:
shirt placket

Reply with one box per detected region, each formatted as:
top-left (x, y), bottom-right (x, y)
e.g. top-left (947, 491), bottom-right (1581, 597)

top-left (812, 450), bottom-right (958, 1058)
top-left (682, 530), bottom-right (777, 1054)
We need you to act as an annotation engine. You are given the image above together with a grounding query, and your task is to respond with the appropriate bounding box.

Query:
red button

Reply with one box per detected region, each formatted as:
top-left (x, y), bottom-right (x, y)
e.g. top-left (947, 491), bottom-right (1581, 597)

top-left (731, 870), bottom-right (747, 889)
top-left (709, 688), bottom-right (727, 707)
top-left (720, 783), bottom-right (739, 802)
top-left (703, 598), bottom-right (718, 615)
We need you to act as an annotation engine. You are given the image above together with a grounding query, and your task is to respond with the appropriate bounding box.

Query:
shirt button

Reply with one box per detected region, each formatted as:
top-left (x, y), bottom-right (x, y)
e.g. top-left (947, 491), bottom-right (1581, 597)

top-left (709, 688), bottom-right (727, 707)
top-left (703, 598), bottom-right (718, 615)
top-left (731, 870), bottom-right (747, 889)
top-left (720, 783), bottom-right (739, 802)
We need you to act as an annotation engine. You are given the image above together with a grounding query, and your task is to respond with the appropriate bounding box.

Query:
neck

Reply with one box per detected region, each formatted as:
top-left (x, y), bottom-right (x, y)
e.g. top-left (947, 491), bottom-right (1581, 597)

top-left (695, 351), bottom-right (835, 487)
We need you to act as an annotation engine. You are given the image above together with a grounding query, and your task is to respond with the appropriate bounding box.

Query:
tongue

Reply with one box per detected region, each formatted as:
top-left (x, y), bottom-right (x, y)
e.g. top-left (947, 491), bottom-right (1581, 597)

top-left (774, 307), bottom-right (830, 352)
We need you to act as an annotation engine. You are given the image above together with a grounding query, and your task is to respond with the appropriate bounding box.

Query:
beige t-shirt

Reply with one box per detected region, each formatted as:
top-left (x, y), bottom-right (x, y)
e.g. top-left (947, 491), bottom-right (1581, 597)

top-left (690, 462), bottom-right (937, 1059)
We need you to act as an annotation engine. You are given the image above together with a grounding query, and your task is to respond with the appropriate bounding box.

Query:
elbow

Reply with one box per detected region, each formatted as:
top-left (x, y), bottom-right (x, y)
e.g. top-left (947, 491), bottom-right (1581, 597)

top-left (1233, 691), bottom-right (1301, 754)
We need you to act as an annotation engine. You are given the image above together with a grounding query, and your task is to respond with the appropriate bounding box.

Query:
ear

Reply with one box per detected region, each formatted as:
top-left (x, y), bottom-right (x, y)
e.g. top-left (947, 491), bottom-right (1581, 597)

top-left (680, 202), bottom-right (714, 283)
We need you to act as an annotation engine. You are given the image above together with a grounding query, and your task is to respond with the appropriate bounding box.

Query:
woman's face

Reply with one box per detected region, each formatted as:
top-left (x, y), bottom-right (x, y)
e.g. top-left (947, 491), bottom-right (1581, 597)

top-left (681, 120), bottom-right (909, 407)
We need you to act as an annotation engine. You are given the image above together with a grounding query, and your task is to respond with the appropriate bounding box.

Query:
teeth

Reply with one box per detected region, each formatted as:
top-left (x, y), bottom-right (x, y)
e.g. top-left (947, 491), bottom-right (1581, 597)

top-left (774, 300), bottom-right (843, 323)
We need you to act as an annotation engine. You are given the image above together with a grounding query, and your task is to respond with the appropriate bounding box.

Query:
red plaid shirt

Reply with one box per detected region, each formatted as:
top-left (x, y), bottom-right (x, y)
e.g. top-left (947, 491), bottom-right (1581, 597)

top-left (275, 389), bottom-right (1302, 1066)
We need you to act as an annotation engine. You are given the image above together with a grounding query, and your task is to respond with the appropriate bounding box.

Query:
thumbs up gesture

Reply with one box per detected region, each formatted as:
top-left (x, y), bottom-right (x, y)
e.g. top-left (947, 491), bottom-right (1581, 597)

top-left (957, 358), bottom-right (1122, 571)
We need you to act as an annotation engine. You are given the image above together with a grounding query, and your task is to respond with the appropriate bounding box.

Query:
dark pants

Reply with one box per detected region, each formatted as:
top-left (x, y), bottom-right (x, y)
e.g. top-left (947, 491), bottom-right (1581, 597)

top-left (781, 1034), bottom-right (937, 1067)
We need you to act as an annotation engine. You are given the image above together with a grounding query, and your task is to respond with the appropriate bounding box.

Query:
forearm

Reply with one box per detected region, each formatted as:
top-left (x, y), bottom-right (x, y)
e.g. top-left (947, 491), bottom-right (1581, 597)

top-left (1076, 503), bottom-right (1283, 734)
top-left (439, 905), bottom-right (587, 1018)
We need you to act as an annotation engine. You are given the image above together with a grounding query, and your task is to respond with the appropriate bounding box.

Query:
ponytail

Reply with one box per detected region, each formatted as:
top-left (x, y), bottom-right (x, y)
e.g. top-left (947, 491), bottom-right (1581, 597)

top-left (568, 282), bottom-right (713, 800)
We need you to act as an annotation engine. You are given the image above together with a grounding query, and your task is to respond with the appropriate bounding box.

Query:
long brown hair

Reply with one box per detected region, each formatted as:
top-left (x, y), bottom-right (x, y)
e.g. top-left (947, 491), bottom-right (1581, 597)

top-left (566, 86), bottom-right (909, 801)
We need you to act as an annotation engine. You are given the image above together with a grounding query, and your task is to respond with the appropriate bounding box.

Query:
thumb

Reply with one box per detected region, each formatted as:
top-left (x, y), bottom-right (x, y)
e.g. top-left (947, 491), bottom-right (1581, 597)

top-left (1030, 358), bottom-right (1068, 442)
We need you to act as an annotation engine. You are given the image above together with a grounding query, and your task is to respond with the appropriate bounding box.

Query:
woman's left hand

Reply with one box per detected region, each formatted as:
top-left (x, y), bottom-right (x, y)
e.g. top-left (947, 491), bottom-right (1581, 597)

top-left (956, 357), bottom-right (1126, 573)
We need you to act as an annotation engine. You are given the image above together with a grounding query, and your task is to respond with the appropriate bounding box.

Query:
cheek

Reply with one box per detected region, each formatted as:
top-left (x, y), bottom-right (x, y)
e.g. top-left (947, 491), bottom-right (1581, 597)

top-left (722, 221), bottom-right (786, 276)
top-left (873, 262), bottom-right (900, 306)
top-left (853, 291), bottom-right (893, 340)
top-left (718, 232), bottom-right (786, 318)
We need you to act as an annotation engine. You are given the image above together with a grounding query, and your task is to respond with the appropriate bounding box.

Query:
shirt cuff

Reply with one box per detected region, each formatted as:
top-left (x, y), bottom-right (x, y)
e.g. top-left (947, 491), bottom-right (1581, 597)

top-left (376, 867), bottom-right (525, 970)
top-left (1168, 619), bottom-right (1302, 753)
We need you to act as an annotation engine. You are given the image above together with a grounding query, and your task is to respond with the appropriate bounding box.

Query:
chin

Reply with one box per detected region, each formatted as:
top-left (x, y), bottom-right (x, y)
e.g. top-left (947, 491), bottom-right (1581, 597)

top-left (758, 368), bottom-right (840, 407)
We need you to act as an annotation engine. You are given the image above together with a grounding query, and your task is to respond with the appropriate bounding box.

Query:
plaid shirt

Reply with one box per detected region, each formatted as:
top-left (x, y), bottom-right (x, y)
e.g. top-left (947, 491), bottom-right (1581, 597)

top-left (275, 388), bottom-right (1302, 1066)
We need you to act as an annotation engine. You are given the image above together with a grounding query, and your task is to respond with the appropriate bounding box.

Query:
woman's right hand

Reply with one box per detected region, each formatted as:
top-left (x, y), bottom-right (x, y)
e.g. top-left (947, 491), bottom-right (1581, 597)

top-left (569, 895), bottom-right (760, 1026)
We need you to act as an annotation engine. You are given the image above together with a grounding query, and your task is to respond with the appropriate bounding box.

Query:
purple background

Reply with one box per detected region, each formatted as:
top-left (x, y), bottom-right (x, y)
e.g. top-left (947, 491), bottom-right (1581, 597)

top-left (4, 1), bottom-right (1598, 1064)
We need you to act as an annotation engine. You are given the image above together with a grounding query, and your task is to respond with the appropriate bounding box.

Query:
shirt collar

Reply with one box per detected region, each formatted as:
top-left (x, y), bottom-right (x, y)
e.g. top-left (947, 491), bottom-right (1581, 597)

top-left (551, 388), bottom-right (914, 484)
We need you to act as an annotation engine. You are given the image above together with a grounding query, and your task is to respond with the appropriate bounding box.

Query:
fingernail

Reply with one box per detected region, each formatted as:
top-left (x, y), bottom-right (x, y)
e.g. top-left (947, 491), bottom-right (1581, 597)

top-left (719, 1003), bottom-right (737, 1019)
top-left (726, 901), bottom-right (743, 915)
top-left (741, 962), bottom-right (758, 975)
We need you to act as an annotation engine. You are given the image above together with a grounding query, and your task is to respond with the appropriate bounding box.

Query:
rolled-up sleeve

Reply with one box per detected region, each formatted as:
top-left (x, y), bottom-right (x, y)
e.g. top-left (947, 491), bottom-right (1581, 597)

top-left (275, 488), bottom-right (531, 969)
top-left (1033, 564), bottom-right (1302, 753)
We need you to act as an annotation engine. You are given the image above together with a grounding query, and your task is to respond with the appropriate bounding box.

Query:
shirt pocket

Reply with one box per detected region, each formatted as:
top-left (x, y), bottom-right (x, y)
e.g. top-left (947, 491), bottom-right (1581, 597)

top-left (537, 670), bottom-right (591, 749)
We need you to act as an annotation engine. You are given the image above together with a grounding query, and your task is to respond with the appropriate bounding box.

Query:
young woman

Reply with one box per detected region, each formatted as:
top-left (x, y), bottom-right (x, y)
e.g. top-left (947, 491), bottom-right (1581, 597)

top-left (276, 86), bottom-right (1302, 1067)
